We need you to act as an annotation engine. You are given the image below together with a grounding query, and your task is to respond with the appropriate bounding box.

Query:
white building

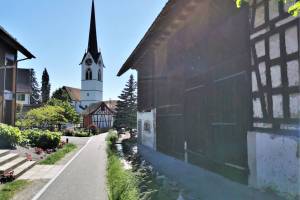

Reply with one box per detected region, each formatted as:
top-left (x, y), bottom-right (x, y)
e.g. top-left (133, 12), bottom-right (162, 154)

top-left (79, 0), bottom-right (104, 110)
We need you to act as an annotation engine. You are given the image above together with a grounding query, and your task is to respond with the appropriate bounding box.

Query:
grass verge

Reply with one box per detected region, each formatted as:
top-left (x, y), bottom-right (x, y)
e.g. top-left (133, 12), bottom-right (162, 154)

top-left (106, 131), bottom-right (139, 200)
top-left (0, 180), bottom-right (29, 200)
top-left (40, 143), bottom-right (77, 165)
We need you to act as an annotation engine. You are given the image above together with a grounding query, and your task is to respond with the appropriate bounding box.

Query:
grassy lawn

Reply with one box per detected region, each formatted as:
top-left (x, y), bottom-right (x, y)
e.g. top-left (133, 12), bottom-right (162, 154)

top-left (0, 180), bottom-right (29, 200)
top-left (40, 143), bottom-right (77, 165)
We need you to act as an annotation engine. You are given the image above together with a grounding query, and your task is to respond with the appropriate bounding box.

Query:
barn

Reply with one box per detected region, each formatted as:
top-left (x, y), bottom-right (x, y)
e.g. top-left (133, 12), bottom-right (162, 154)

top-left (118, 0), bottom-right (300, 196)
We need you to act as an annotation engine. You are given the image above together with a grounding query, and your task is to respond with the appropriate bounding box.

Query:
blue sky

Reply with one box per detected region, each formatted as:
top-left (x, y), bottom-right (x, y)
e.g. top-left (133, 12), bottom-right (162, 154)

top-left (0, 0), bottom-right (167, 100)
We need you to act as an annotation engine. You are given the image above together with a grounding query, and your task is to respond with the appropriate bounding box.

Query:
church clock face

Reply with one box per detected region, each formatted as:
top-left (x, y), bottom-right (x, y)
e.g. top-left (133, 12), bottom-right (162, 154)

top-left (85, 58), bottom-right (93, 66)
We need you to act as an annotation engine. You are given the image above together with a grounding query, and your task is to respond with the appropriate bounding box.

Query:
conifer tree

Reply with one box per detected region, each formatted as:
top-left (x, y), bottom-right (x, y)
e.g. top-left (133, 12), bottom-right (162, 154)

top-left (30, 69), bottom-right (41, 104)
top-left (41, 68), bottom-right (51, 103)
top-left (114, 74), bottom-right (137, 129)
top-left (52, 87), bottom-right (70, 102)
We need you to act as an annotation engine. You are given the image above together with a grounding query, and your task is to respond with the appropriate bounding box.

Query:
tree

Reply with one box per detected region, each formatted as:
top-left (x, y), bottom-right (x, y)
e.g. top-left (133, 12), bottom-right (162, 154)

top-left (236, 0), bottom-right (300, 16)
top-left (52, 87), bottom-right (70, 102)
top-left (30, 69), bottom-right (41, 104)
top-left (114, 74), bottom-right (137, 129)
top-left (22, 105), bottom-right (67, 129)
top-left (41, 68), bottom-right (51, 103)
top-left (47, 98), bottom-right (80, 124)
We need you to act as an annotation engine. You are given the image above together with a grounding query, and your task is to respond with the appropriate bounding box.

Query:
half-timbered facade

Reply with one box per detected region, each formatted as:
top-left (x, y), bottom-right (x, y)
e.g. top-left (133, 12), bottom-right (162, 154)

top-left (247, 0), bottom-right (300, 195)
top-left (82, 101), bottom-right (116, 131)
top-left (118, 0), bottom-right (299, 196)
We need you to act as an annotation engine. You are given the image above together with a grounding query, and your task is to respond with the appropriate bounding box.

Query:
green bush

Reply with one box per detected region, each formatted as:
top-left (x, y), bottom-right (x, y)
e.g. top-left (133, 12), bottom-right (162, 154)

top-left (74, 130), bottom-right (90, 137)
top-left (63, 128), bottom-right (75, 136)
top-left (106, 130), bottom-right (118, 147)
top-left (63, 129), bottom-right (90, 137)
top-left (0, 124), bottom-right (24, 148)
top-left (23, 129), bottom-right (61, 149)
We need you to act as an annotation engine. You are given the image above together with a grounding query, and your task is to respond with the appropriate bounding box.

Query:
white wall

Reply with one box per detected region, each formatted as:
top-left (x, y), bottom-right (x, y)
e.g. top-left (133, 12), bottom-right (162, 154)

top-left (80, 52), bottom-right (103, 108)
top-left (248, 131), bottom-right (300, 197)
top-left (70, 100), bottom-right (82, 113)
top-left (137, 109), bottom-right (156, 150)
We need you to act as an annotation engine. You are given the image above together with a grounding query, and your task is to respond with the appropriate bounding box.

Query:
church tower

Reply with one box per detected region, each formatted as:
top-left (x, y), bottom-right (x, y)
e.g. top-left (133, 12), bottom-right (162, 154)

top-left (80, 0), bottom-right (104, 109)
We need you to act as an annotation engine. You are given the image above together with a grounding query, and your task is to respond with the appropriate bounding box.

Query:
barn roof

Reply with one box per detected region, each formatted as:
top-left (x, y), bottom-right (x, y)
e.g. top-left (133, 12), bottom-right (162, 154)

top-left (117, 0), bottom-right (199, 76)
top-left (0, 26), bottom-right (35, 59)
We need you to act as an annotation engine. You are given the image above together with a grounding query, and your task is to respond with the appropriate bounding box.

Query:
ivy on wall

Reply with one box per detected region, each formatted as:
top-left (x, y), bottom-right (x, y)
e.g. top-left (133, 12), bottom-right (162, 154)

top-left (235, 0), bottom-right (300, 16)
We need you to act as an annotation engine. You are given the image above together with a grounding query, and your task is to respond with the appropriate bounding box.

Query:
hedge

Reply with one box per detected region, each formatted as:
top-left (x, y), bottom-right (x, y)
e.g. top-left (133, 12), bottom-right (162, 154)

top-left (0, 124), bottom-right (24, 148)
top-left (23, 129), bottom-right (61, 149)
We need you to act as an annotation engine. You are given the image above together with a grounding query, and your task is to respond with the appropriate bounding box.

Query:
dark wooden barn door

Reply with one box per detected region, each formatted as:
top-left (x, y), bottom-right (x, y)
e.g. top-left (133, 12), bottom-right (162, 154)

top-left (184, 71), bottom-right (250, 183)
top-left (210, 71), bottom-right (249, 170)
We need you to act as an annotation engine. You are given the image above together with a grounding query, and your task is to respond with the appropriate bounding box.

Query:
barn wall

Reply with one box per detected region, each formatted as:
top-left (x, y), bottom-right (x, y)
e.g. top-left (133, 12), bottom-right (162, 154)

top-left (248, 0), bottom-right (300, 196)
top-left (139, 0), bottom-right (252, 181)
top-left (0, 38), bottom-right (17, 125)
top-left (135, 0), bottom-right (299, 195)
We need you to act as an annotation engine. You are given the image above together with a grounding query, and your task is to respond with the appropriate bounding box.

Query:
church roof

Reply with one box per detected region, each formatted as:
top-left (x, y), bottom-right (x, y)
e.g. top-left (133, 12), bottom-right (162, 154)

top-left (63, 86), bottom-right (81, 101)
top-left (87, 0), bottom-right (99, 62)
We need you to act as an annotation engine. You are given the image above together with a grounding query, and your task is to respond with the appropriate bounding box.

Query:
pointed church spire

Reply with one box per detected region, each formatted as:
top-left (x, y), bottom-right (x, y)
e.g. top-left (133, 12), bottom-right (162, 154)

top-left (87, 0), bottom-right (99, 61)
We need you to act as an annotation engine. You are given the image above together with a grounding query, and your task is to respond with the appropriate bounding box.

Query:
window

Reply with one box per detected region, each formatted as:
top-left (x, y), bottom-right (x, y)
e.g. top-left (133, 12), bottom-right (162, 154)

top-left (5, 54), bottom-right (15, 66)
top-left (98, 69), bottom-right (102, 81)
top-left (85, 68), bottom-right (92, 80)
top-left (17, 94), bottom-right (25, 101)
top-left (144, 121), bottom-right (151, 132)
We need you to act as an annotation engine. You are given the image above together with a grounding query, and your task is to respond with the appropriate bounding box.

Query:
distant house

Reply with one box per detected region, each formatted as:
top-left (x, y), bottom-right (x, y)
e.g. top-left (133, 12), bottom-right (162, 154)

top-left (62, 86), bottom-right (81, 113)
top-left (82, 100), bottom-right (117, 131)
top-left (16, 68), bottom-right (32, 106)
top-left (0, 26), bottom-right (35, 125)
top-left (118, 0), bottom-right (300, 197)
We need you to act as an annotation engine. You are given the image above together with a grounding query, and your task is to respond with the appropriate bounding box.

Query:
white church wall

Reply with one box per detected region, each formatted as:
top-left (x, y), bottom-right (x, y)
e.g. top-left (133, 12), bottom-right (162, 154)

top-left (80, 52), bottom-right (103, 108)
top-left (81, 80), bottom-right (103, 93)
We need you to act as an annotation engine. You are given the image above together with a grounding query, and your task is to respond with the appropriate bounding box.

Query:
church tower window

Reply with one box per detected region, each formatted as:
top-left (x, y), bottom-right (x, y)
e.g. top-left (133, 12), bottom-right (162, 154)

top-left (98, 69), bottom-right (102, 81)
top-left (86, 68), bottom-right (92, 80)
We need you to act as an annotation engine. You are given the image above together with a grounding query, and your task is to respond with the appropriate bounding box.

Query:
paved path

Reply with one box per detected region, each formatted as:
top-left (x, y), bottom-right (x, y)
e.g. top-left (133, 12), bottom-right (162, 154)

top-left (139, 145), bottom-right (283, 200)
top-left (35, 134), bottom-right (108, 200)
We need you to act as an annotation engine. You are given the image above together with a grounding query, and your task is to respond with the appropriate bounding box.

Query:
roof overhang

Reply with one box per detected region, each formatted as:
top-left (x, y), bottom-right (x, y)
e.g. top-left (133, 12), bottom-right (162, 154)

top-left (117, 0), bottom-right (200, 76)
top-left (0, 26), bottom-right (35, 59)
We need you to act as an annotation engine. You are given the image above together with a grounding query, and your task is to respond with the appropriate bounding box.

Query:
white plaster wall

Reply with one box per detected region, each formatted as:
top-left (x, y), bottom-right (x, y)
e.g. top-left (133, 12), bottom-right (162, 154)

top-left (270, 65), bottom-right (281, 88)
top-left (255, 40), bottom-right (265, 58)
top-left (248, 131), bottom-right (300, 196)
top-left (70, 101), bottom-right (82, 113)
top-left (24, 94), bottom-right (30, 105)
top-left (137, 110), bottom-right (156, 150)
top-left (269, 33), bottom-right (280, 59)
top-left (81, 80), bottom-right (103, 92)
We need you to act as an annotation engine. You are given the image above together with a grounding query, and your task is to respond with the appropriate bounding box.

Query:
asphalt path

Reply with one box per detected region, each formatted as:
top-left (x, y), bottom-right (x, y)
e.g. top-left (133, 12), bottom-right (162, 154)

top-left (35, 134), bottom-right (108, 200)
